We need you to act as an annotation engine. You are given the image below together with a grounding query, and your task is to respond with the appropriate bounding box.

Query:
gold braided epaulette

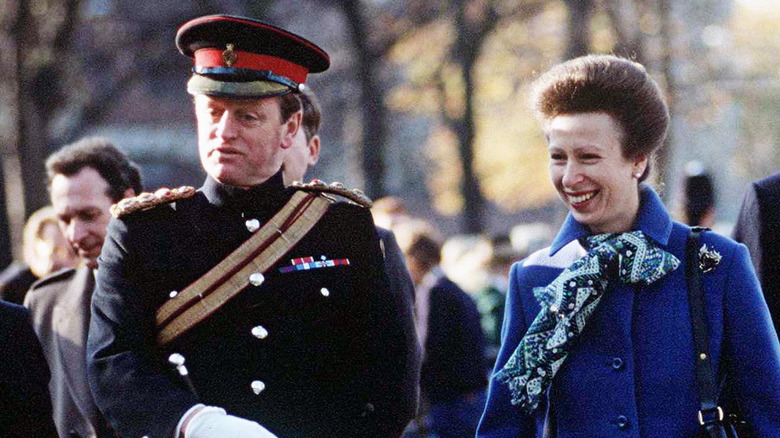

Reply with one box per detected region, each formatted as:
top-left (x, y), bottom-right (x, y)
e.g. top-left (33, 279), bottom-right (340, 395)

top-left (110, 186), bottom-right (196, 218)
top-left (291, 180), bottom-right (373, 208)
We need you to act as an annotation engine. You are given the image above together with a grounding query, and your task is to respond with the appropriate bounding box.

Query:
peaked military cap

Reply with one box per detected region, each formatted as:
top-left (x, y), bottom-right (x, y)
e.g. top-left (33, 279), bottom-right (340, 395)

top-left (176, 15), bottom-right (330, 98)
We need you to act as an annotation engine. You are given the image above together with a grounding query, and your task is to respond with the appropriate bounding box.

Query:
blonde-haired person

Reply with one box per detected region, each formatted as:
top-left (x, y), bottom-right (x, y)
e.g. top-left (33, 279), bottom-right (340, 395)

top-left (0, 206), bottom-right (76, 304)
top-left (477, 54), bottom-right (780, 436)
top-left (23, 206), bottom-right (76, 276)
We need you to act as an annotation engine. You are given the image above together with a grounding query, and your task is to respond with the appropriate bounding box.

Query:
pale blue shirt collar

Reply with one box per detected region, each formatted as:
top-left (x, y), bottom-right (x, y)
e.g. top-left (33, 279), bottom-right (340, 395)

top-left (549, 184), bottom-right (674, 256)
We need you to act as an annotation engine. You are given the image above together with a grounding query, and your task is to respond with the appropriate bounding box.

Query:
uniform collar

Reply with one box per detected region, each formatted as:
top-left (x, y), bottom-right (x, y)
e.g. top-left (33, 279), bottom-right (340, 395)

top-left (549, 184), bottom-right (673, 256)
top-left (201, 169), bottom-right (288, 215)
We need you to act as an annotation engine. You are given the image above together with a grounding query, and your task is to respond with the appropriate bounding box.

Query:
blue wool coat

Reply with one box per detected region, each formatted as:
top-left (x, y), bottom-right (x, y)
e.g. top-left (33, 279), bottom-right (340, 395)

top-left (477, 186), bottom-right (780, 437)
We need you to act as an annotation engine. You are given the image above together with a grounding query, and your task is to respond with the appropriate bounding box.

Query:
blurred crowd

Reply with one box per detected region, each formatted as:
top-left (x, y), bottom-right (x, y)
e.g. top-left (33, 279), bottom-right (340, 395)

top-left (370, 195), bottom-right (553, 437)
top-left (1, 14), bottom-right (779, 437)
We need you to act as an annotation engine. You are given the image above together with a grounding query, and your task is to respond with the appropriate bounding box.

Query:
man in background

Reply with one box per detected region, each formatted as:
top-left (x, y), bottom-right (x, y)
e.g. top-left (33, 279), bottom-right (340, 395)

top-left (25, 137), bottom-right (142, 438)
top-left (733, 172), bottom-right (780, 337)
top-left (283, 87), bottom-right (417, 303)
top-left (283, 87), bottom-right (421, 417)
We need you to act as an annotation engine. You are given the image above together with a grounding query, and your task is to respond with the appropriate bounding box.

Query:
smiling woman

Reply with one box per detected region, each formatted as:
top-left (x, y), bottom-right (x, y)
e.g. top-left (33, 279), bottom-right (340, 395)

top-left (546, 112), bottom-right (644, 234)
top-left (476, 54), bottom-right (780, 437)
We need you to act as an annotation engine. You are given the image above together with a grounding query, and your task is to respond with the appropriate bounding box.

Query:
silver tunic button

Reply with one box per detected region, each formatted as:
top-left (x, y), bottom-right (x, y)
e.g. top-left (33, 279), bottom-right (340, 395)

top-left (169, 290), bottom-right (178, 298)
top-left (251, 380), bottom-right (266, 395)
top-left (251, 326), bottom-right (269, 339)
top-left (320, 287), bottom-right (330, 297)
top-left (245, 219), bottom-right (261, 232)
top-left (249, 273), bottom-right (265, 286)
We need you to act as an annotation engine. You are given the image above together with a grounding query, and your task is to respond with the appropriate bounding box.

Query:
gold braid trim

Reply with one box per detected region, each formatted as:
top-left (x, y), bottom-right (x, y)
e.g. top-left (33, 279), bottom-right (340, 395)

top-left (110, 186), bottom-right (197, 218)
top-left (290, 180), bottom-right (373, 208)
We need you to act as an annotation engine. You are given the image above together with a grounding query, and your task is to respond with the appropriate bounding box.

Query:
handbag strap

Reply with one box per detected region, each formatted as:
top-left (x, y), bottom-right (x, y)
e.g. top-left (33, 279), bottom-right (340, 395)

top-left (686, 227), bottom-right (726, 435)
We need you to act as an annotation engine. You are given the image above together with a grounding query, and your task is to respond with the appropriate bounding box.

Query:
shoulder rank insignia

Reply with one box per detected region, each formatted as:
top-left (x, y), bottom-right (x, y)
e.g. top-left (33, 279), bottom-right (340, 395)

top-left (698, 244), bottom-right (722, 273)
top-left (111, 186), bottom-right (196, 218)
top-left (291, 179), bottom-right (373, 208)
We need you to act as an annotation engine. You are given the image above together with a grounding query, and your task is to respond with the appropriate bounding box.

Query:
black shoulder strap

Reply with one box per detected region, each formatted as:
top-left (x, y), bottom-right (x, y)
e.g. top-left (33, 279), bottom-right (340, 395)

top-left (686, 227), bottom-right (726, 436)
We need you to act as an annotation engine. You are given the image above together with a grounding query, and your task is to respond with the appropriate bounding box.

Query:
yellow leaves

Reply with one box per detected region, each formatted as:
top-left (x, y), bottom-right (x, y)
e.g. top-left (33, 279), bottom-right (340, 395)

top-left (728, 0), bottom-right (780, 79)
top-left (441, 63), bottom-right (466, 119)
top-left (389, 19), bottom-right (452, 78)
top-left (426, 126), bottom-right (463, 215)
top-left (423, 86), bottom-right (558, 216)
top-left (591, 10), bottom-right (617, 53)
top-left (389, 2), bottom-right (568, 215)
top-left (474, 99), bottom-right (556, 211)
top-left (387, 85), bottom-right (441, 115)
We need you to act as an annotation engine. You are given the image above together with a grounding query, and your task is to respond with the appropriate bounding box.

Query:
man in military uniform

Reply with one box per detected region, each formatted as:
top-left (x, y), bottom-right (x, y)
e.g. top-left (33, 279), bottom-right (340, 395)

top-left (283, 88), bottom-right (421, 420)
top-left (87, 15), bottom-right (419, 438)
top-left (25, 138), bottom-right (142, 438)
top-left (284, 87), bottom-right (417, 306)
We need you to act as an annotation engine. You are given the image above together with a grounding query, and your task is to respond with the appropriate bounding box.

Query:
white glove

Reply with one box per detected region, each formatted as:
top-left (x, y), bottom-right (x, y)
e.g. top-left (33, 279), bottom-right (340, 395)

top-left (177, 404), bottom-right (279, 438)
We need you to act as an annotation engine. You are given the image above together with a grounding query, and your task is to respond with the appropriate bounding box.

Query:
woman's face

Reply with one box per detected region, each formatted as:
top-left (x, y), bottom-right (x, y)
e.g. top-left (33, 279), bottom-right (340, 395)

top-left (547, 112), bottom-right (647, 234)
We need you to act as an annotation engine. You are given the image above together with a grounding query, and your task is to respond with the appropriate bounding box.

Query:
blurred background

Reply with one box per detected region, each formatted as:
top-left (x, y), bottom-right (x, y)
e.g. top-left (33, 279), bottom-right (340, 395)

top-left (1, 0), bottom-right (779, 268)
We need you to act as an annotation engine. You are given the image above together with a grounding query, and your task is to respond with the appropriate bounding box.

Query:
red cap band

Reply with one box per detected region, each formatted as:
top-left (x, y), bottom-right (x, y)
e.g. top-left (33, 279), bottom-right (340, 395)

top-left (194, 48), bottom-right (309, 84)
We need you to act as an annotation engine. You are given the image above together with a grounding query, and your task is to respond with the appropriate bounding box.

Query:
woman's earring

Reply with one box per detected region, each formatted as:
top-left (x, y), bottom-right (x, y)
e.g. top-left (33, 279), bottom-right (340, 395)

top-left (633, 172), bottom-right (642, 179)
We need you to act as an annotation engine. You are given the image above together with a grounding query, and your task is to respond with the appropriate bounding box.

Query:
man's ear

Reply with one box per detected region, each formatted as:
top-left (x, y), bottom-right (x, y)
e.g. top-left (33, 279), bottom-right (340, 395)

top-left (280, 111), bottom-right (302, 150)
top-left (307, 135), bottom-right (321, 166)
top-left (123, 187), bottom-right (136, 199)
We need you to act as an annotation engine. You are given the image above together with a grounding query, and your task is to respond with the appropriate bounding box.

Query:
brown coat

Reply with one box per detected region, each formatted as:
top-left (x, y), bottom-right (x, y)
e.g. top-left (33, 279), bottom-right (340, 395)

top-left (25, 267), bottom-right (110, 438)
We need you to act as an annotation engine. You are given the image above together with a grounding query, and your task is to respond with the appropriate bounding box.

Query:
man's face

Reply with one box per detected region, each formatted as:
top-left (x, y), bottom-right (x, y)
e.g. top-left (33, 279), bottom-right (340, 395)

top-left (50, 167), bottom-right (115, 269)
top-left (194, 94), bottom-right (299, 188)
top-left (283, 122), bottom-right (320, 185)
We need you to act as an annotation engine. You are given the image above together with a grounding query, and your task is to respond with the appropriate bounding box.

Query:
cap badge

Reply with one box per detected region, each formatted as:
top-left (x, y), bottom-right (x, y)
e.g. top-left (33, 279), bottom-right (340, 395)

top-left (222, 43), bottom-right (238, 67)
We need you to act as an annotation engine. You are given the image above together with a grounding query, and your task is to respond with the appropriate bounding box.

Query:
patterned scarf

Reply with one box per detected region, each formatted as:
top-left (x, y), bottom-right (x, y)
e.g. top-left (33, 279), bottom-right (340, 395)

top-left (495, 231), bottom-right (680, 413)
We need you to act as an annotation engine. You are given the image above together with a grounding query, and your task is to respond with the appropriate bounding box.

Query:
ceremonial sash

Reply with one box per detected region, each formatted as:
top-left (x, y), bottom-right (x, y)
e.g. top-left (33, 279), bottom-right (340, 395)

top-left (155, 191), bottom-right (330, 345)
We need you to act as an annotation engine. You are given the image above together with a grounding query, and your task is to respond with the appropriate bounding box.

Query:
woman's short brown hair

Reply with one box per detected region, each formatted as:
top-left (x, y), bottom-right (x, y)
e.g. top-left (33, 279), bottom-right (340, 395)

top-left (531, 54), bottom-right (669, 180)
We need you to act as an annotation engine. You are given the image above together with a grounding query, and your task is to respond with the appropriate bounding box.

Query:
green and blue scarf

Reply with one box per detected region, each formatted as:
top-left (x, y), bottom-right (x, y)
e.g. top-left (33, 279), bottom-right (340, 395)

top-left (495, 231), bottom-right (680, 413)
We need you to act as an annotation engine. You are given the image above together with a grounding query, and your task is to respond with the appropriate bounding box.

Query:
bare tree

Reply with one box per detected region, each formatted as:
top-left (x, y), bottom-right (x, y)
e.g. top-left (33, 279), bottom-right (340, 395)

top-left (0, 0), bottom-right (80, 261)
top-left (601, 0), bottom-right (645, 61)
top-left (0, 0), bottom-right (245, 264)
top-left (563, 0), bottom-right (594, 59)
top-left (329, 0), bottom-right (444, 199)
top-left (335, 0), bottom-right (388, 199)
top-left (444, 0), bottom-right (493, 233)
top-left (437, 0), bottom-right (545, 232)
top-left (15, 0), bottom-right (79, 218)
top-left (656, 0), bottom-right (674, 189)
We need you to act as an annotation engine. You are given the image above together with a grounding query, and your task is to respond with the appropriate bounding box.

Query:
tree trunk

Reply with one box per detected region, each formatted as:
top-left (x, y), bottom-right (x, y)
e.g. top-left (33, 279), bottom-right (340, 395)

top-left (657, 0), bottom-right (674, 194)
top-left (452, 0), bottom-right (485, 233)
top-left (1, 0), bottom-right (30, 263)
top-left (602, 0), bottom-right (645, 63)
top-left (16, 0), bottom-right (54, 219)
top-left (339, 0), bottom-right (386, 199)
top-left (563, 0), bottom-right (593, 60)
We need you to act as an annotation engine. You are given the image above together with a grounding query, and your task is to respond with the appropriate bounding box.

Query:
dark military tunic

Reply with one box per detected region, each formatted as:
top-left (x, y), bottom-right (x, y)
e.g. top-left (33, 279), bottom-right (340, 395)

top-left (88, 172), bottom-right (419, 438)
